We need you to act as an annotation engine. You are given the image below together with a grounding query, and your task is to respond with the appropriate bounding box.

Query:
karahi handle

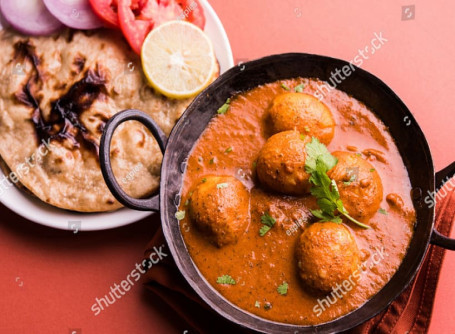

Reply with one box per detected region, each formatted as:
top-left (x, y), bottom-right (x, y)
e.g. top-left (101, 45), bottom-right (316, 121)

top-left (99, 109), bottom-right (166, 212)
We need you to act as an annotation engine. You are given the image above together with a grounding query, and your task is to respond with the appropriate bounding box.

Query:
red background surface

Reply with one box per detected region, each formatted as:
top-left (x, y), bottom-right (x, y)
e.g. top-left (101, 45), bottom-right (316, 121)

top-left (1, 1), bottom-right (455, 333)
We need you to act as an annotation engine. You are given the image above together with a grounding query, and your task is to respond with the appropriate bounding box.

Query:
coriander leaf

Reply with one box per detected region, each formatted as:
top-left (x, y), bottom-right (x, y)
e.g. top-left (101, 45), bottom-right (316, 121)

top-left (335, 199), bottom-right (346, 213)
top-left (277, 282), bottom-right (289, 295)
top-left (305, 137), bottom-right (338, 174)
top-left (216, 275), bottom-right (236, 285)
top-left (295, 83), bottom-right (305, 92)
top-left (311, 209), bottom-right (342, 223)
top-left (209, 158), bottom-right (215, 164)
top-left (259, 212), bottom-right (276, 236)
top-left (370, 168), bottom-right (376, 172)
top-left (217, 98), bottom-right (231, 114)
top-left (259, 225), bottom-right (271, 237)
top-left (331, 179), bottom-right (341, 195)
top-left (261, 212), bottom-right (276, 227)
top-left (317, 198), bottom-right (338, 214)
top-left (175, 210), bottom-right (185, 221)
top-left (310, 170), bottom-right (334, 199)
top-left (225, 147), bottom-right (233, 153)
top-left (202, 178), bottom-right (207, 183)
top-left (305, 138), bottom-right (370, 229)
top-left (217, 183), bottom-right (229, 189)
top-left (310, 209), bottom-right (329, 220)
top-left (379, 208), bottom-right (388, 215)
top-left (330, 215), bottom-right (343, 223)
top-left (281, 83), bottom-right (291, 91)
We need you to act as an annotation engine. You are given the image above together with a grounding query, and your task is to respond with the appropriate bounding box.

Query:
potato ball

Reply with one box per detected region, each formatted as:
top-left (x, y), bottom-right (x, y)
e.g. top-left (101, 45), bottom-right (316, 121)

top-left (328, 151), bottom-right (383, 220)
top-left (256, 130), bottom-right (311, 195)
top-left (188, 175), bottom-right (250, 247)
top-left (296, 222), bottom-right (360, 292)
top-left (269, 92), bottom-right (336, 145)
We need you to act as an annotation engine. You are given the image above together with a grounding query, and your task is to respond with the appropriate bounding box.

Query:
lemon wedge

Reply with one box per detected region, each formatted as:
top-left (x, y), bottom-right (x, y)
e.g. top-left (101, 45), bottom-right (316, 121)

top-left (141, 20), bottom-right (217, 99)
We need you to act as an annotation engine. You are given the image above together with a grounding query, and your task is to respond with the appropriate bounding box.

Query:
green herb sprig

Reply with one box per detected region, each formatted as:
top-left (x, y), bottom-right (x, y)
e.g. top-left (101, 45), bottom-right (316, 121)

top-left (294, 83), bottom-right (305, 92)
top-left (259, 212), bottom-right (276, 236)
top-left (216, 275), bottom-right (236, 285)
top-left (305, 138), bottom-right (370, 229)
top-left (277, 282), bottom-right (289, 295)
top-left (217, 98), bottom-right (231, 114)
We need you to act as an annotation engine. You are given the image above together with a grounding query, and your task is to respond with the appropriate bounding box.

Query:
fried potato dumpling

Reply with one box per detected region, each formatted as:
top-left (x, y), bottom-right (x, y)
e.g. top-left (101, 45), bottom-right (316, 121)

top-left (189, 175), bottom-right (250, 247)
top-left (296, 222), bottom-right (360, 293)
top-left (328, 151), bottom-right (383, 220)
top-left (269, 92), bottom-right (336, 145)
top-left (256, 130), bottom-right (311, 195)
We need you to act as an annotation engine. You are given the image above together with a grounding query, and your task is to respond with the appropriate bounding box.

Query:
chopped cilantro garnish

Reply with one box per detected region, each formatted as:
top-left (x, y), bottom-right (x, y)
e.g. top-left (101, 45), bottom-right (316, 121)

top-left (305, 137), bottom-right (338, 173)
top-left (304, 126), bottom-right (310, 133)
top-left (305, 137), bottom-right (370, 229)
top-left (281, 83), bottom-right (291, 91)
top-left (217, 98), bottom-right (231, 114)
top-left (259, 212), bottom-right (276, 236)
top-left (217, 183), bottom-right (229, 189)
top-left (300, 133), bottom-right (306, 141)
top-left (253, 161), bottom-right (257, 168)
top-left (277, 282), bottom-right (289, 295)
top-left (225, 147), bottom-right (233, 153)
top-left (259, 225), bottom-right (272, 236)
top-left (175, 210), bottom-right (185, 221)
top-left (379, 208), bottom-right (388, 215)
top-left (209, 158), bottom-right (215, 164)
top-left (217, 275), bottom-right (236, 285)
top-left (356, 153), bottom-right (362, 157)
top-left (370, 168), bottom-right (376, 172)
top-left (202, 178), bottom-right (207, 183)
top-left (295, 83), bottom-right (305, 92)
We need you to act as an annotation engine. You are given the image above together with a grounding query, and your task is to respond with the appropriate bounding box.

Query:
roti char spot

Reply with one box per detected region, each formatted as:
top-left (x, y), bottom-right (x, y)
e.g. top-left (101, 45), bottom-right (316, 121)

top-left (72, 55), bottom-right (86, 74)
top-left (16, 63), bottom-right (108, 157)
top-left (12, 40), bottom-right (41, 75)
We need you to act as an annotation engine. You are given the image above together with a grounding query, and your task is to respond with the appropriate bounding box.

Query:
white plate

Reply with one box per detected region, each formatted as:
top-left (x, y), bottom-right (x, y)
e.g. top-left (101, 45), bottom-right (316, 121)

top-left (0, 0), bottom-right (234, 231)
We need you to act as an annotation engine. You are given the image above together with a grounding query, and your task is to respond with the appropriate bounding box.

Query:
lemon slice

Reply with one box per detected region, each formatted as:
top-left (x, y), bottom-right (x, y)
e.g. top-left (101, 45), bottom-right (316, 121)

top-left (141, 20), bottom-right (217, 99)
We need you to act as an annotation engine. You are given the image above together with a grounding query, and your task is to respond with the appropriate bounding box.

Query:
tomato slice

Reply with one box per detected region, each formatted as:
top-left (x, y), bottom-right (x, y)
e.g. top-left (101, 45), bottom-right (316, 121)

top-left (118, 0), bottom-right (206, 54)
top-left (89, 0), bottom-right (120, 28)
top-left (118, 0), bottom-right (152, 54)
top-left (175, 0), bottom-right (205, 30)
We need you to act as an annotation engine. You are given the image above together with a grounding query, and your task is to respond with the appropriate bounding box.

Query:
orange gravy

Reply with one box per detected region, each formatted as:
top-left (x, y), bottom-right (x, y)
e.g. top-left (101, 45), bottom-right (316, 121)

top-left (178, 78), bottom-right (416, 325)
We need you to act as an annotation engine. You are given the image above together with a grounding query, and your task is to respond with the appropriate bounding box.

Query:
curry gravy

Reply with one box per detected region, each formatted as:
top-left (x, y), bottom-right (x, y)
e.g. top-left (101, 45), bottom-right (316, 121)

top-left (179, 78), bottom-right (415, 325)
